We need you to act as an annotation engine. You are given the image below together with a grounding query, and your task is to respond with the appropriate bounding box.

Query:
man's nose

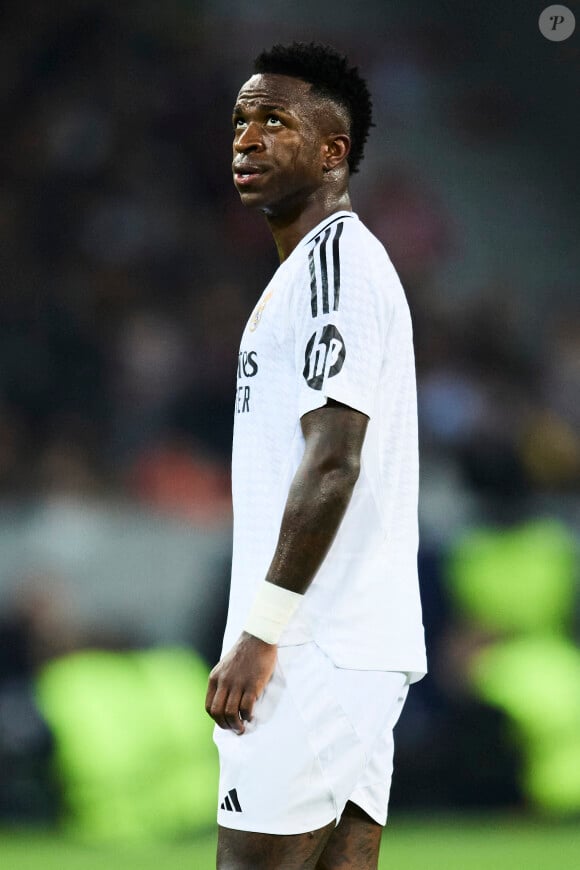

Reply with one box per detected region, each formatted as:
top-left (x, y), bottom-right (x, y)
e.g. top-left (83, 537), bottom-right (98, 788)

top-left (234, 122), bottom-right (265, 153)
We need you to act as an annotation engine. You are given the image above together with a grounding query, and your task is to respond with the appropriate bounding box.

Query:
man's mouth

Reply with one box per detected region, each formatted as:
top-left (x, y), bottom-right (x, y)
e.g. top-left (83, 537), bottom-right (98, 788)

top-left (233, 166), bottom-right (268, 186)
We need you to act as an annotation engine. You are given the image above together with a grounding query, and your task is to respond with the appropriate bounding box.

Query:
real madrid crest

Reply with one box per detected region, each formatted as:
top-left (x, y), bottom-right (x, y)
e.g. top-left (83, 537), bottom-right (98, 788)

top-left (249, 290), bottom-right (273, 332)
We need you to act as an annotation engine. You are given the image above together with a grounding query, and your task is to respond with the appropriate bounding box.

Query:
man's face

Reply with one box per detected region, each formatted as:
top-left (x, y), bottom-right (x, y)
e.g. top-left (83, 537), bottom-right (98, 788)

top-left (232, 74), bottom-right (332, 215)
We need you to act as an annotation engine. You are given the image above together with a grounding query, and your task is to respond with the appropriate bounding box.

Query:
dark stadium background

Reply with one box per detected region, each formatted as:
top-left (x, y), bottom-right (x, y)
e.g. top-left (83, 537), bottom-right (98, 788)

top-left (0, 1), bottom-right (579, 866)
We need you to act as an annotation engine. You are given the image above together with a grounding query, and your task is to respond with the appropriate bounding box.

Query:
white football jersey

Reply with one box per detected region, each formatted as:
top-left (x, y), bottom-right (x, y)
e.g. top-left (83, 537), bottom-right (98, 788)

top-left (222, 211), bottom-right (427, 681)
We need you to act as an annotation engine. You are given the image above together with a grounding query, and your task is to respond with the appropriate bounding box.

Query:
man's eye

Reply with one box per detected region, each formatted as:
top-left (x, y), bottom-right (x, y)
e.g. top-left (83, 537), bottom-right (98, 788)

top-left (234, 118), bottom-right (247, 129)
top-left (266, 116), bottom-right (283, 126)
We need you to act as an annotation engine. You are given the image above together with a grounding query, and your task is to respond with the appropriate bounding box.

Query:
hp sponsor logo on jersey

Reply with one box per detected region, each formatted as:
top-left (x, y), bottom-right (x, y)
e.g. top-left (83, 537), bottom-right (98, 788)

top-left (303, 324), bottom-right (346, 390)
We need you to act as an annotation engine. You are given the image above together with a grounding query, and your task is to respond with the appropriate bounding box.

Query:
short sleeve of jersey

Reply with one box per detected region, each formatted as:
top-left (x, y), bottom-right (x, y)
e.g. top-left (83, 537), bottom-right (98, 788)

top-left (294, 218), bottom-right (391, 420)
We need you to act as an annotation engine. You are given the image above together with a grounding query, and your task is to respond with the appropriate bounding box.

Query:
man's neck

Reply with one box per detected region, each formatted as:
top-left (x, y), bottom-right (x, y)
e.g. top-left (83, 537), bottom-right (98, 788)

top-left (266, 191), bottom-right (352, 262)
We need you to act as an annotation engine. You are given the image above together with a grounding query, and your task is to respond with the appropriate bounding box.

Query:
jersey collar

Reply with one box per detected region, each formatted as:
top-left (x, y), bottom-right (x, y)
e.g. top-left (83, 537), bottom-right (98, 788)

top-left (298, 211), bottom-right (357, 250)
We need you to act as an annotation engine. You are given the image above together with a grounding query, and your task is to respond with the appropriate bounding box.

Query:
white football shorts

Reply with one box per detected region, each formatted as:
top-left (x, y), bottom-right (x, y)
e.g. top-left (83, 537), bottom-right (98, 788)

top-left (213, 642), bottom-right (409, 835)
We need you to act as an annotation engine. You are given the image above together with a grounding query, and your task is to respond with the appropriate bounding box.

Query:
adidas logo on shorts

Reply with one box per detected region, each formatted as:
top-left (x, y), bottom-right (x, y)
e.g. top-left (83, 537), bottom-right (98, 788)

top-left (220, 788), bottom-right (242, 812)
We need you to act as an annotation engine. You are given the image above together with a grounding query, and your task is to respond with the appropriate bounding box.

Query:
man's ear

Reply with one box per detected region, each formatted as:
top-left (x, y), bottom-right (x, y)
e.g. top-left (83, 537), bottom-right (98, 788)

top-left (322, 134), bottom-right (351, 172)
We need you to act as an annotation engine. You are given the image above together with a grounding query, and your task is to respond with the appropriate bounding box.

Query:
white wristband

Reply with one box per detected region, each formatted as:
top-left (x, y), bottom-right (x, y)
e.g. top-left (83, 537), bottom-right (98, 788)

top-left (244, 581), bottom-right (303, 645)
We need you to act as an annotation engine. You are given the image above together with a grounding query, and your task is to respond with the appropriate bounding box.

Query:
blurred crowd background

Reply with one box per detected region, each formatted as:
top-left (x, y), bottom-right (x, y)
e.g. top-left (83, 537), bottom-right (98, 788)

top-left (0, 0), bottom-right (578, 841)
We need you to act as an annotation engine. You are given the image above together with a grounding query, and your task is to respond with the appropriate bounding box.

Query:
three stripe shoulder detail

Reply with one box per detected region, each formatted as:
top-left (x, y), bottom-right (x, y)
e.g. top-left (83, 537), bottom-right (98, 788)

top-left (308, 220), bottom-right (345, 318)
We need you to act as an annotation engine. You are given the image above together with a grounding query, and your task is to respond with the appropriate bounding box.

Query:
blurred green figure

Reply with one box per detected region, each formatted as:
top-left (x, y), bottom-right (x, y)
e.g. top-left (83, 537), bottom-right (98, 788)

top-left (446, 517), bottom-right (580, 814)
top-left (35, 647), bottom-right (218, 841)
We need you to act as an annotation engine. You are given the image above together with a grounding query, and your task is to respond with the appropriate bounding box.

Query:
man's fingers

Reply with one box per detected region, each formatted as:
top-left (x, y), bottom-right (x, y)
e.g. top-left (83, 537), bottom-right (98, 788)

top-left (209, 685), bottom-right (230, 730)
top-left (224, 690), bottom-right (245, 733)
top-left (205, 673), bottom-right (218, 718)
top-left (207, 682), bottom-right (256, 733)
top-left (205, 636), bottom-right (276, 732)
top-left (209, 682), bottom-right (247, 733)
top-left (239, 690), bottom-right (257, 723)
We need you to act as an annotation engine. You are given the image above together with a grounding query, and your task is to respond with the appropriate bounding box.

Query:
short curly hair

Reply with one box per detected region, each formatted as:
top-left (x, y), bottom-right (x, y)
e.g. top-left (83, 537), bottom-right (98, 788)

top-left (253, 42), bottom-right (373, 174)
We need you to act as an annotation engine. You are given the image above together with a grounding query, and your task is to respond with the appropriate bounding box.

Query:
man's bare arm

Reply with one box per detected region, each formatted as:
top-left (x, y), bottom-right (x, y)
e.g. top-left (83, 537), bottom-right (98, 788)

top-left (265, 398), bottom-right (368, 593)
top-left (206, 399), bottom-right (368, 733)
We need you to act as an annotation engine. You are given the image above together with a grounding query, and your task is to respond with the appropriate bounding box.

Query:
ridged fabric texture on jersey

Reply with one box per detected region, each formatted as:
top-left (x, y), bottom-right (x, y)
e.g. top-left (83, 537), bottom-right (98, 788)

top-left (224, 211), bottom-right (427, 680)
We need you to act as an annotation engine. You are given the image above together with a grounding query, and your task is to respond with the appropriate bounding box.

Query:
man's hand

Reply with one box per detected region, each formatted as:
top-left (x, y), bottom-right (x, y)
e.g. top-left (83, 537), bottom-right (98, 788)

top-left (205, 632), bottom-right (277, 734)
